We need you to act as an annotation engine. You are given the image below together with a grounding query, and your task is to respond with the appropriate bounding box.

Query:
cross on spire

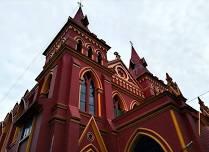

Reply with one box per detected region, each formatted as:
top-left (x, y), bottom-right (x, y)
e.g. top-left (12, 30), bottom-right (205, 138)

top-left (77, 0), bottom-right (83, 8)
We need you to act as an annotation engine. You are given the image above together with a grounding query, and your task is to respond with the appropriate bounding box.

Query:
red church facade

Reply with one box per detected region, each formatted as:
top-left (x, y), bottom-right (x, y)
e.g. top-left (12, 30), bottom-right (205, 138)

top-left (1, 6), bottom-right (209, 152)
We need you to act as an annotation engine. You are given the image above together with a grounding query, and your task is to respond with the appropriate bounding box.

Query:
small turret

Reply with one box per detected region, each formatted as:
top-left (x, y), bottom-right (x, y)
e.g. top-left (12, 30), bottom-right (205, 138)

top-left (73, 6), bottom-right (89, 31)
top-left (129, 44), bottom-right (149, 79)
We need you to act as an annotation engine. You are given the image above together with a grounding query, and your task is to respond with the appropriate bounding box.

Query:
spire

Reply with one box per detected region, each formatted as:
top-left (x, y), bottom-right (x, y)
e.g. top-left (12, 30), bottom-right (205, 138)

top-left (73, 6), bottom-right (85, 23)
top-left (166, 73), bottom-right (173, 83)
top-left (130, 45), bottom-right (141, 64)
top-left (73, 5), bottom-right (89, 30)
top-left (129, 43), bottom-right (149, 78)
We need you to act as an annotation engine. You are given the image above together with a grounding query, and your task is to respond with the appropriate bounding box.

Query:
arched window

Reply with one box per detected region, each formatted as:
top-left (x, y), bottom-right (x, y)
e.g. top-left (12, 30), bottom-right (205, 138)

top-left (113, 95), bottom-right (124, 117)
top-left (76, 40), bottom-right (82, 52)
top-left (80, 79), bottom-right (86, 112)
top-left (97, 52), bottom-right (102, 64)
top-left (87, 47), bottom-right (93, 59)
top-left (131, 135), bottom-right (164, 152)
top-left (80, 72), bottom-right (96, 115)
top-left (89, 80), bottom-right (95, 114)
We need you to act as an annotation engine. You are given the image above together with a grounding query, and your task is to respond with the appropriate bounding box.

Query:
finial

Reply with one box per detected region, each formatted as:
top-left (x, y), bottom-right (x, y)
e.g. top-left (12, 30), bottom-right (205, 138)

top-left (114, 52), bottom-right (121, 59)
top-left (77, 0), bottom-right (83, 8)
top-left (166, 73), bottom-right (173, 82)
top-left (198, 97), bottom-right (204, 104)
top-left (130, 41), bottom-right (133, 47)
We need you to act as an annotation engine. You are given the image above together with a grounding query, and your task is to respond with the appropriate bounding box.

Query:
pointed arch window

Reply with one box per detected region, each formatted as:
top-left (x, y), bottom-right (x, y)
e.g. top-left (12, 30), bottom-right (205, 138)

top-left (113, 95), bottom-right (124, 117)
top-left (87, 47), bottom-right (93, 59)
top-left (97, 52), bottom-right (102, 65)
top-left (80, 72), bottom-right (96, 115)
top-left (76, 40), bottom-right (82, 52)
top-left (89, 80), bottom-right (95, 114)
top-left (80, 79), bottom-right (86, 112)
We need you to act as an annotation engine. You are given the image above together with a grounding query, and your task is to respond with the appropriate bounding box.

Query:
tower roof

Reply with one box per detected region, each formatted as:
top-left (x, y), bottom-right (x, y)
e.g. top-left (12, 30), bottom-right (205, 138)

top-left (129, 45), bottom-right (149, 78)
top-left (73, 6), bottom-right (89, 31)
top-left (130, 46), bottom-right (141, 64)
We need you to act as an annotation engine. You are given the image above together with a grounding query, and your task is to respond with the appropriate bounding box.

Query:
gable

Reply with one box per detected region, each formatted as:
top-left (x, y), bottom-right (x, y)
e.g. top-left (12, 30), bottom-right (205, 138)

top-left (108, 60), bottom-right (144, 98)
top-left (79, 116), bottom-right (108, 152)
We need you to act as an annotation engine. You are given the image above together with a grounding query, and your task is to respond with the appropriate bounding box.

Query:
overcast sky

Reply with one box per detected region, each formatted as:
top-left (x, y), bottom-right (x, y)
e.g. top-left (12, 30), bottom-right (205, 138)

top-left (0, 0), bottom-right (209, 121)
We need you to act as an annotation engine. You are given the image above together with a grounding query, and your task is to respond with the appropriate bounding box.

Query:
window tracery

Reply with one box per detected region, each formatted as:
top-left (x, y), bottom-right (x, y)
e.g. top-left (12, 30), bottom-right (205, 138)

top-left (80, 72), bottom-right (96, 115)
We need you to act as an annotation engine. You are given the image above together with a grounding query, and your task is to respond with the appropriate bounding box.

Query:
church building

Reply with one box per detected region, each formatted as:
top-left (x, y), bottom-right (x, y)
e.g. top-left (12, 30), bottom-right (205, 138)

top-left (1, 5), bottom-right (209, 152)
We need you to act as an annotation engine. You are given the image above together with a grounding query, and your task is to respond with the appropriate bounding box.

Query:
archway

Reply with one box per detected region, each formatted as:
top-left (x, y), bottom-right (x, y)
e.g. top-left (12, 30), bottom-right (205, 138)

top-left (131, 135), bottom-right (164, 152)
top-left (125, 128), bottom-right (173, 152)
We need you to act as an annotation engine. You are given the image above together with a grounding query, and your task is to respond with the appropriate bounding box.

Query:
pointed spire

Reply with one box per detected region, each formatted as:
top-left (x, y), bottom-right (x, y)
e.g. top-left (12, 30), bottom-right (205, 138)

top-left (166, 73), bottom-right (173, 83)
top-left (130, 42), bottom-right (141, 64)
top-left (198, 97), bottom-right (204, 105)
top-left (73, 6), bottom-right (85, 22)
top-left (73, 5), bottom-right (89, 30)
top-left (129, 43), bottom-right (149, 78)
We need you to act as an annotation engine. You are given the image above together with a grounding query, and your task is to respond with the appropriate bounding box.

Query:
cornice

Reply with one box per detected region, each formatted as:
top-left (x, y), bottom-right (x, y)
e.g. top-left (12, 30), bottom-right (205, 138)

top-left (68, 18), bottom-right (111, 50)
top-left (112, 92), bottom-right (191, 131)
top-left (112, 83), bottom-right (144, 102)
top-left (112, 92), bottom-right (179, 122)
top-left (43, 18), bottom-right (111, 56)
top-left (36, 44), bottom-right (114, 81)
top-left (114, 102), bottom-right (177, 131)
top-left (138, 72), bottom-right (167, 88)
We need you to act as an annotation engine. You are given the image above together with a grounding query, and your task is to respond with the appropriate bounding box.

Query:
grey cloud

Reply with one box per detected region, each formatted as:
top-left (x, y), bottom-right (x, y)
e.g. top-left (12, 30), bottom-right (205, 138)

top-left (0, 0), bottom-right (209, 120)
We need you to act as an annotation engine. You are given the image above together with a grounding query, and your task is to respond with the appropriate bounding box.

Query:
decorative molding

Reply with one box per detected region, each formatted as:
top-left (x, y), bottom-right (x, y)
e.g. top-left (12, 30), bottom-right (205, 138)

top-left (108, 61), bottom-right (144, 98)
top-left (79, 116), bottom-right (108, 152)
top-left (125, 128), bottom-right (173, 152)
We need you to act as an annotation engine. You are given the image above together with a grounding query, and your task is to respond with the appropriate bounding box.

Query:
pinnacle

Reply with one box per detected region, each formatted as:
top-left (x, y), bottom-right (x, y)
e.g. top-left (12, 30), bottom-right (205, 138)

top-left (73, 6), bottom-right (89, 30)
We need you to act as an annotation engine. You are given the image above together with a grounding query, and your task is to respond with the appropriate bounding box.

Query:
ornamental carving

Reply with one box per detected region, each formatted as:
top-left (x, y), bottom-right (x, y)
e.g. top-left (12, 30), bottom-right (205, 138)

top-left (108, 61), bottom-right (144, 98)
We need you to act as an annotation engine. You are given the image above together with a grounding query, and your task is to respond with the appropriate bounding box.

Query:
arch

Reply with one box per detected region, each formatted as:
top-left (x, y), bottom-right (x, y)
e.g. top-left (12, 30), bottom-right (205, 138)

top-left (96, 52), bottom-right (102, 65)
top-left (95, 50), bottom-right (105, 59)
top-left (87, 46), bottom-right (93, 59)
top-left (79, 67), bottom-right (103, 90)
top-left (74, 36), bottom-right (84, 53)
top-left (130, 100), bottom-right (139, 110)
top-left (80, 144), bottom-right (99, 152)
top-left (74, 36), bottom-right (85, 44)
top-left (85, 43), bottom-right (95, 50)
top-left (112, 91), bottom-right (128, 111)
top-left (125, 128), bottom-right (173, 152)
top-left (75, 40), bottom-right (83, 52)
top-left (79, 67), bottom-right (103, 116)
